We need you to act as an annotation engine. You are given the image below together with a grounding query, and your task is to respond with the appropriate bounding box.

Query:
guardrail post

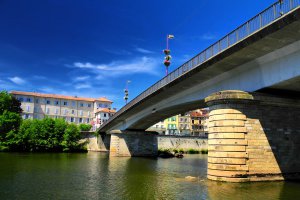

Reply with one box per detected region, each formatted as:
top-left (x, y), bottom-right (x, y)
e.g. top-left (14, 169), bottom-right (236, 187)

top-left (227, 35), bottom-right (229, 47)
top-left (273, 4), bottom-right (276, 19)
top-left (259, 13), bottom-right (262, 28)
top-left (247, 22), bottom-right (250, 35)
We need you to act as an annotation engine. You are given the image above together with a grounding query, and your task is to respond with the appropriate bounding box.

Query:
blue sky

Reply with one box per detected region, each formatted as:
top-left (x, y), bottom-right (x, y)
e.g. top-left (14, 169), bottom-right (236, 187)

top-left (0, 0), bottom-right (275, 110)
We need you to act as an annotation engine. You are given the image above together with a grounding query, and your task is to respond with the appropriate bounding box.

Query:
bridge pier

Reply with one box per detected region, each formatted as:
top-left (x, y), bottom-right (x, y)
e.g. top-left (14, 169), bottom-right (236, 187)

top-left (109, 130), bottom-right (158, 157)
top-left (205, 90), bottom-right (300, 182)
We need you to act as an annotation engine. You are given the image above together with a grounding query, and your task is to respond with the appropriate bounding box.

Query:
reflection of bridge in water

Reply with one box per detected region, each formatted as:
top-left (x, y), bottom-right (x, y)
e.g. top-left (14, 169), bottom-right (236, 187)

top-left (99, 1), bottom-right (300, 182)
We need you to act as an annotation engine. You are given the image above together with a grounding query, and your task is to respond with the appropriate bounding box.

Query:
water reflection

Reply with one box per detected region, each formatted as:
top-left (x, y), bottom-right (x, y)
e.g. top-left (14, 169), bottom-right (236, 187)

top-left (0, 153), bottom-right (299, 200)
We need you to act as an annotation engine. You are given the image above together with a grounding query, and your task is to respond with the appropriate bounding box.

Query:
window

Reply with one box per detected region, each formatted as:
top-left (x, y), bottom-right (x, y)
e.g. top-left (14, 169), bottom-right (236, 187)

top-left (79, 118), bottom-right (83, 123)
top-left (87, 111), bottom-right (90, 117)
top-left (80, 103), bottom-right (84, 107)
top-left (98, 103), bottom-right (102, 108)
top-left (55, 108), bottom-right (58, 114)
top-left (71, 117), bottom-right (74, 122)
top-left (87, 118), bottom-right (90, 123)
top-left (24, 114), bottom-right (29, 119)
top-left (79, 110), bottom-right (83, 116)
top-left (63, 101), bottom-right (68, 106)
top-left (46, 108), bottom-right (50, 114)
top-left (26, 106), bottom-right (30, 112)
top-left (26, 98), bottom-right (31, 102)
top-left (46, 100), bottom-right (51, 105)
top-left (54, 100), bottom-right (59, 105)
top-left (72, 110), bottom-right (75, 114)
top-left (104, 113), bottom-right (107, 117)
top-left (35, 99), bottom-right (39, 104)
top-left (104, 104), bottom-right (108, 108)
top-left (19, 97), bottom-right (24, 102)
top-left (72, 101), bottom-right (76, 107)
top-left (87, 103), bottom-right (91, 108)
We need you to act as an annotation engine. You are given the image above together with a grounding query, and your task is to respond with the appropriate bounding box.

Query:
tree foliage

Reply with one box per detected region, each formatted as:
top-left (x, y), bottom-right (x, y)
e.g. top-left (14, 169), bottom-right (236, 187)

top-left (6, 118), bottom-right (85, 152)
top-left (0, 91), bottom-right (22, 115)
top-left (0, 92), bottom-right (22, 146)
top-left (0, 90), bottom-right (86, 152)
top-left (78, 124), bottom-right (92, 131)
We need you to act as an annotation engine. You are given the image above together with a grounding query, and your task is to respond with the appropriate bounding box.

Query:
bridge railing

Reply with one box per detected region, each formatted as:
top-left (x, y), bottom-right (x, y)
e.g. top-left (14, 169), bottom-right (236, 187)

top-left (101, 0), bottom-right (300, 130)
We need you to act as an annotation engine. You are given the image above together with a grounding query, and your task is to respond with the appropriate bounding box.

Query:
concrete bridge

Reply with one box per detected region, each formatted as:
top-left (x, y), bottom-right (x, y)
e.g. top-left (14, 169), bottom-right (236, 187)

top-left (99, 1), bottom-right (300, 182)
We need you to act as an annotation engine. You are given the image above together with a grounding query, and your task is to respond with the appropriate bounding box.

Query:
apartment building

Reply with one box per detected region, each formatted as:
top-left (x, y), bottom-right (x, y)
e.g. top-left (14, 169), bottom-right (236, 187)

top-left (11, 91), bottom-right (114, 125)
top-left (147, 109), bottom-right (209, 136)
top-left (190, 108), bottom-right (209, 137)
top-left (178, 113), bottom-right (191, 135)
top-left (93, 107), bottom-right (116, 130)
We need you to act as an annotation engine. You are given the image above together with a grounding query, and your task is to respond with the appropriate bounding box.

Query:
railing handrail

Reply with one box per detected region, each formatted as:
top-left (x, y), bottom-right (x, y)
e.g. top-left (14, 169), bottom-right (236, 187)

top-left (100, 0), bottom-right (300, 130)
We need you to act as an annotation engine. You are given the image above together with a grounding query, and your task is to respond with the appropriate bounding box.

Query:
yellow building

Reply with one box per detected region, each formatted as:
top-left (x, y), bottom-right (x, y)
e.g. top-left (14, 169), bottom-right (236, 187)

top-left (11, 91), bottom-right (114, 125)
top-left (164, 115), bottom-right (179, 135)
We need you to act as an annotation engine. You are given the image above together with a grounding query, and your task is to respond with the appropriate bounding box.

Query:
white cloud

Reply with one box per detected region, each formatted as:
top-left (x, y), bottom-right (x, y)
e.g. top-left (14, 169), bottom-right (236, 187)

top-left (73, 56), bottom-right (160, 77)
top-left (75, 83), bottom-right (91, 89)
top-left (135, 47), bottom-right (154, 54)
top-left (8, 76), bottom-right (26, 85)
top-left (74, 76), bottom-right (90, 82)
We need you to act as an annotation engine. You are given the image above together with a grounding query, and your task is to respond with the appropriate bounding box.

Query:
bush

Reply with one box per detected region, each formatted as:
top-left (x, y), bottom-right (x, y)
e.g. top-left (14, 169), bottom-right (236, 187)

top-left (201, 149), bottom-right (208, 154)
top-left (78, 124), bottom-right (92, 131)
top-left (187, 148), bottom-right (200, 154)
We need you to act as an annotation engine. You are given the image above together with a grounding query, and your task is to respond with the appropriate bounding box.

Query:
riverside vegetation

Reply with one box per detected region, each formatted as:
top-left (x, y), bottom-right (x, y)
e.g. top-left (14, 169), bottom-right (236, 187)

top-left (0, 91), bottom-right (91, 152)
top-left (158, 148), bottom-right (208, 155)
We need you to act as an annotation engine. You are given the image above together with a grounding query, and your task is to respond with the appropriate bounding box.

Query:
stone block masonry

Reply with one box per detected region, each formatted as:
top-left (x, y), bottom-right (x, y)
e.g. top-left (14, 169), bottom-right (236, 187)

top-left (109, 130), bottom-right (158, 157)
top-left (157, 136), bottom-right (207, 151)
top-left (205, 90), bottom-right (300, 182)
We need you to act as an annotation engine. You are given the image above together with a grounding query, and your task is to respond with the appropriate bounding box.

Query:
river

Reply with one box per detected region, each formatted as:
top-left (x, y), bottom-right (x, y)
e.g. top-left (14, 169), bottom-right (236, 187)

top-left (0, 153), bottom-right (299, 200)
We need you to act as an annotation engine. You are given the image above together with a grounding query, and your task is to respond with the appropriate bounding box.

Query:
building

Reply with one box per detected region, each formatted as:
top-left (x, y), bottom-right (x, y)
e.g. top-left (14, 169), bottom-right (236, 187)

top-left (190, 108), bottom-right (209, 137)
top-left (93, 108), bottom-right (117, 130)
top-left (178, 113), bottom-right (191, 135)
top-left (11, 91), bottom-right (114, 125)
top-left (164, 115), bottom-right (179, 135)
top-left (147, 121), bottom-right (165, 134)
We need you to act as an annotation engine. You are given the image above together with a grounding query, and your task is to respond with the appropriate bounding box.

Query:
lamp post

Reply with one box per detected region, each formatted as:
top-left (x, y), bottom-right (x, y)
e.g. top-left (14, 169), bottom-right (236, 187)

top-left (124, 80), bottom-right (130, 104)
top-left (163, 34), bottom-right (174, 76)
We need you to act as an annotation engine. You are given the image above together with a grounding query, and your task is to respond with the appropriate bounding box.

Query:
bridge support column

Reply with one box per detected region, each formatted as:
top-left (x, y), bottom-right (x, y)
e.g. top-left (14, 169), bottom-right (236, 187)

top-left (205, 90), bottom-right (300, 182)
top-left (109, 130), bottom-right (158, 157)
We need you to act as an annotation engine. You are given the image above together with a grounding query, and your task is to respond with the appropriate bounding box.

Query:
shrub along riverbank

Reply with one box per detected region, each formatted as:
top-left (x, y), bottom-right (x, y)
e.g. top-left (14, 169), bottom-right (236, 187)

top-left (0, 91), bottom-right (89, 152)
top-left (1, 118), bottom-right (88, 152)
top-left (158, 148), bottom-right (208, 155)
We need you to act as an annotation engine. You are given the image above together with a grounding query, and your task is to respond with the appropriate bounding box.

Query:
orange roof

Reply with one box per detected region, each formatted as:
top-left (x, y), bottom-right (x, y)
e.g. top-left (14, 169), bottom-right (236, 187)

top-left (190, 111), bottom-right (208, 117)
top-left (95, 108), bottom-right (117, 113)
top-left (10, 91), bottom-right (113, 103)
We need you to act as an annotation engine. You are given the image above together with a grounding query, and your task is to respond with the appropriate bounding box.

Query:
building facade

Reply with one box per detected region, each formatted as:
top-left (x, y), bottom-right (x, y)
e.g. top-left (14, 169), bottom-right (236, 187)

top-left (11, 91), bottom-right (114, 125)
top-left (148, 109), bottom-right (209, 136)
top-left (93, 108), bottom-right (116, 130)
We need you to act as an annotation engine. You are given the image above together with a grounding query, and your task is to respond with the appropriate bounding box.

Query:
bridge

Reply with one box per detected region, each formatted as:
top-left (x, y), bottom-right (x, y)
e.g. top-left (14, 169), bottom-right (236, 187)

top-left (99, 1), bottom-right (300, 182)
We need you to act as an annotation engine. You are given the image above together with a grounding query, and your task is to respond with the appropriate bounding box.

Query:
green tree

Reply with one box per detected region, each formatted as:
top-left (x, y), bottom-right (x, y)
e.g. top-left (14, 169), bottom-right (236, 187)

top-left (78, 124), bottom-right (92, 131)
top-left (0, 91), bottom-right (22, 115)
top-left (0, 91), bottom-right (22, 149)
top-left (61, 123), bottom-right (82, 152)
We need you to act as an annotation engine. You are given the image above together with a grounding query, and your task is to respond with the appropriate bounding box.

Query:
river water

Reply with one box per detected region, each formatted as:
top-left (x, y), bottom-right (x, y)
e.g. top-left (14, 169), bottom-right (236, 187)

top-left (0, 153), bottom-right (299, 200)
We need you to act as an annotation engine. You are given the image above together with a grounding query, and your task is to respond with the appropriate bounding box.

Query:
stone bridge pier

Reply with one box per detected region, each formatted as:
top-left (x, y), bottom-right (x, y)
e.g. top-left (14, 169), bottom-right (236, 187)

top-left (205, 90), bottom-right (300, 182)
top-left (109, 130), bottom-right (158, 157)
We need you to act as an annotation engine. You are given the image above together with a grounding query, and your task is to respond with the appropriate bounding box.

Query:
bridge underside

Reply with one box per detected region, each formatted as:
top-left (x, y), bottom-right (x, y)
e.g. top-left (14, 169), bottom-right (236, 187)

top-left (99, 11), bottom-right (300, 132)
